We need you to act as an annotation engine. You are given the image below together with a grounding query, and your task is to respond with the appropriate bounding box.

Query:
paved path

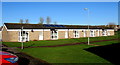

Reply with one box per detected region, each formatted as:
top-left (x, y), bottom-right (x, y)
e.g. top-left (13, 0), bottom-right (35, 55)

top-left (89, 44), bottom-right (101, 46)
top-left (17, 39), bottom-right (119, 48)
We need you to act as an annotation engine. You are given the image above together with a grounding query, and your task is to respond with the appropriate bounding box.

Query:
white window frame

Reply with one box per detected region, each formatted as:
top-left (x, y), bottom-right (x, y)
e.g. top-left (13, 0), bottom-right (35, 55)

top-left (73, 30), bottom-right (79, 38)
top-left (90, 30), bottom-right (95, 37)
top-left (18, 31), bottom-right (29, 42)
top-left (102, 30), bottom-right (107, 36)
top-left (51, 30), bottom-right (58, 40)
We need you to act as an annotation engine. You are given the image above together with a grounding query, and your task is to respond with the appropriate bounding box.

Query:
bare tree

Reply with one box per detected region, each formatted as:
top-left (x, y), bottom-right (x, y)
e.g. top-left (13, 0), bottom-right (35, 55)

top-left (38, 17), bottom-right (44, 24)
top-left (107, 22), bottom-right (116, 28)
top-left (25, 19), bottom-right (29, 24)
top-left (46, 16), bottom-right (51, 24)
top-left (20, 19), bottom-right (23, 24)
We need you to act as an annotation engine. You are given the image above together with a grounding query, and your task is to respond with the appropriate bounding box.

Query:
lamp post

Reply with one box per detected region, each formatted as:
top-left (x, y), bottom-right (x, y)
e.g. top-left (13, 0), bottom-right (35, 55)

top-left (84, 8), bottom-right (90, 45)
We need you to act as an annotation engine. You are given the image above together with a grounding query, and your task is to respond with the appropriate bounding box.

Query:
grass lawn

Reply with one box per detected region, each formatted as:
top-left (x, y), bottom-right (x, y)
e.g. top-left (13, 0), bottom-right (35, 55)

top-left (3, 35), bottom-right (119, 64)
top-left (18, 40), bottom-right (119, 64)
top-left (19, 44), bottom-right (111, 63)
top-left (3, 35), bottom-right (118, 47)
top-left (91, 40), bottom-right (119, 45)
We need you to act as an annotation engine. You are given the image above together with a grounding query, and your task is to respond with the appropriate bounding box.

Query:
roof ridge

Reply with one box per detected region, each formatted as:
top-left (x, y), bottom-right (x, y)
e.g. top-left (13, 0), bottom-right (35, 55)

top-left (4, 23), bottom-right (43, 25)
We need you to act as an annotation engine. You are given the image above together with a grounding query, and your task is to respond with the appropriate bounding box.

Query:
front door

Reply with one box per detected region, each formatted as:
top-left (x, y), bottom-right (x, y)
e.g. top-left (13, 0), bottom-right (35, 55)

top-left (84, 30), bottom-right (86, 37)
top-left (39, 32), bottom-right (43, 40)
top-left (97, 30), bottom-right (100, 36)
top-left (65, 31), bottom-right (68, 38)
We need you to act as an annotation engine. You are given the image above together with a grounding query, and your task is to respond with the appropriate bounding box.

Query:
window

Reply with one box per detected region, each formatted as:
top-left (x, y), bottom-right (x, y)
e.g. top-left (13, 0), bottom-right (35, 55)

top-left (51, 30), bottom-right (58, 39)
top-left (18, 31), bottom-right (29, 42)
top-left (90, 30), bottom-right (93, 37)
top-left (83, 30), bottom-right (86, 37)
top-left (90, 30), bottom-right (95, 37)
top-left (102, 30), bottom-right (107, 36)
top-left (73, 30), bottom-right (79, 38)
top-left (21, 31), bottom-right (26, 36)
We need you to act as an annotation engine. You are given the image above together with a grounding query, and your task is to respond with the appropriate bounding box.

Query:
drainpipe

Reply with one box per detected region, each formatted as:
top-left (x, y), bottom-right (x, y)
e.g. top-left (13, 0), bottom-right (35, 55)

top-left (21, 26), bottom-right (24, 49)
top-left (68, 29), bottom-right (69, 39)
top-left (43, 29), bottom-right (44, 40)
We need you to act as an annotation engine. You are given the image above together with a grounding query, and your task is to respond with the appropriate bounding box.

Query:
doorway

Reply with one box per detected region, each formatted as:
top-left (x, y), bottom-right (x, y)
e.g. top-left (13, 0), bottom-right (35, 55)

top-left (39, 32), bottom-right (43, 40)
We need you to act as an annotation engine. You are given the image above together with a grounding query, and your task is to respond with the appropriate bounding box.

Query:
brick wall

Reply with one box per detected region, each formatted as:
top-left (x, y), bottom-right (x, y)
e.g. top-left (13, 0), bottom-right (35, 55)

top-left (2, 28), bottom-right (115, 42)
top-left (7, 31), bottom-right (19, 42)
top-left (43, 31), bottom-right (51, 40)
top-left (58, 31), bottom-right (65, 39)
top-left (2, 26), bottom-right (9, 42)
top-left (29, 31), bottom-right (40, 41)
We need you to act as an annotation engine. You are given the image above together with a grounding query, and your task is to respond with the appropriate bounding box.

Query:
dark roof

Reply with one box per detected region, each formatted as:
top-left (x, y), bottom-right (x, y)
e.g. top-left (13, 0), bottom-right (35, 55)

top-left (5, 23), bottom-right (44, 29)
top-left (4, 23), bottom-right (113, 29)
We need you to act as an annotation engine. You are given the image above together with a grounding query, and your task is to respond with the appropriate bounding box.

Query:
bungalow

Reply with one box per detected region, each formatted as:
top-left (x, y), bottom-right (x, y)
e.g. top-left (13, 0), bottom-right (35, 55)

top-left (1, 23), bottom-right (114, 42)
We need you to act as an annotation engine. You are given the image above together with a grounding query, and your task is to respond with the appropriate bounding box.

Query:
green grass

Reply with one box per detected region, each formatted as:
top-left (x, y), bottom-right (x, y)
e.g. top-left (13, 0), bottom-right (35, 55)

top-left (4, 35), bottom-right (119, 64)
top-left (3, 35), bottom-right (118, 47)
top-left (18, 40), bottom-right (119, 64)
top-left (19, 44), bottom-right (111, 63)
top-left (91, 40), bottom-right (119, 45)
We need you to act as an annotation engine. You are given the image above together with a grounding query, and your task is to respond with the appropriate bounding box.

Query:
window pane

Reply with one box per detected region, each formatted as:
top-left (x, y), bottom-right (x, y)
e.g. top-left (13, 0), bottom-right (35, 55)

top-left (51, 30), bottom-right (57, 39)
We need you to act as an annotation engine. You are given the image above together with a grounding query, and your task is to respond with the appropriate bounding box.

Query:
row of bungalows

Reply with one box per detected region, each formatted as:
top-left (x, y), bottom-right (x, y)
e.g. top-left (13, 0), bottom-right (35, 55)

top-left (1, 23), bottom-right (114, 42)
